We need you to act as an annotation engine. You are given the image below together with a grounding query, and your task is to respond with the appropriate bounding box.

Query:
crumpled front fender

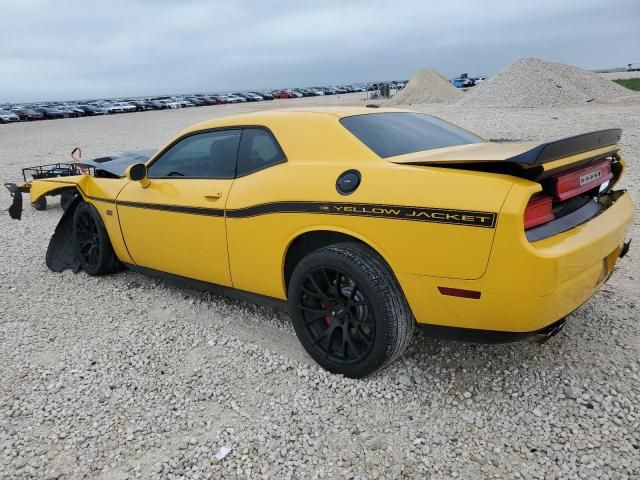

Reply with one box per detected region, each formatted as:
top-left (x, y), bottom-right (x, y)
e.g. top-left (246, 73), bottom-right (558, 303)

top-left (29, 176), bottom-right (88, 203)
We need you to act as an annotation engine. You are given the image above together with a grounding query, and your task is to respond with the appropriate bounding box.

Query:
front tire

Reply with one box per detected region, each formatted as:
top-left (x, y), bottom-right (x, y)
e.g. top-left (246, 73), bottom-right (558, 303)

top-left (73, 202), bottom-right (120, 275)
top-left (288, 242), bottom-right (414, 378)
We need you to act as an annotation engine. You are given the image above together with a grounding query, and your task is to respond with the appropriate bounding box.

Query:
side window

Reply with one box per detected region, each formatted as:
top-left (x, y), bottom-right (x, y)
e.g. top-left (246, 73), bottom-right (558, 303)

top-left (147, 130), bottom-right (241, 179)
top-left (237, 128), bottom-right (286, 176)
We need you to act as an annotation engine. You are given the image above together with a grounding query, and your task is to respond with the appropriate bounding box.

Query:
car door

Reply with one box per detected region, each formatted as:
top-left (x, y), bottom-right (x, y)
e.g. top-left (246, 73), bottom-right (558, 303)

top-left (225, 127), bottom-right (289, 297)
top-left (117, 129), bottom-right (241, 286)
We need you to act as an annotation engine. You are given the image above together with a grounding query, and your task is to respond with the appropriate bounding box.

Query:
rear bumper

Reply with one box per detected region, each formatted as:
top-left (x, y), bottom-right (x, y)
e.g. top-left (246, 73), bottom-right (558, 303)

top-left (399, 190), bottom-right (635, 336)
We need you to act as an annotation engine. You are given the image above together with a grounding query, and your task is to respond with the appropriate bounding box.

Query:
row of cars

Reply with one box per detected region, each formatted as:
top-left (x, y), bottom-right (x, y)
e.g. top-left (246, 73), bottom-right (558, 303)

top-left (0, 82), bottom-right (405, 124)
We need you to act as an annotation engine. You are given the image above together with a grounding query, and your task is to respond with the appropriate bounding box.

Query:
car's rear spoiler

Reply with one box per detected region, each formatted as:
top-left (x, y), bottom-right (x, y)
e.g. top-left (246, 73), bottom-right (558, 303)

top-left (388, 129), bottom-right (623, 181)
top-left (502, 129), bottom-right (622, 165)
top-left (390, 129), bottom-right (622, 168)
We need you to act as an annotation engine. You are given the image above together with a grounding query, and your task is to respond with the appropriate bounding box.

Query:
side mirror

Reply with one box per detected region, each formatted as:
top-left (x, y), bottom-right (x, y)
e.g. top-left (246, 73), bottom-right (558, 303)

top-left (125, 163), bottom-right (150, 188)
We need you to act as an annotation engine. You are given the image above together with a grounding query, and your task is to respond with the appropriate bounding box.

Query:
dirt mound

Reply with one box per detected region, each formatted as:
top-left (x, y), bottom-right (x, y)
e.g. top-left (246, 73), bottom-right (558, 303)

top-left (387, 69), bottom-right (461, 105)
top-left (457, 57), bottom-right (639, 107)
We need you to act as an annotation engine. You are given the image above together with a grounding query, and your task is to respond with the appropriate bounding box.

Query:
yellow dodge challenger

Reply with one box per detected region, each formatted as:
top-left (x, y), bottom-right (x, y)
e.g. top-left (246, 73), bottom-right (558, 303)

top-left (6, 107), bottom-right (634, 377)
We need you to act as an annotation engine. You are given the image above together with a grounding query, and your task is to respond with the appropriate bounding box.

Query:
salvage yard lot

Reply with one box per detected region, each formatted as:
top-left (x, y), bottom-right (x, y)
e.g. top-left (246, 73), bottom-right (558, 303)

top-left (1, 95), bottom-right (639, 478)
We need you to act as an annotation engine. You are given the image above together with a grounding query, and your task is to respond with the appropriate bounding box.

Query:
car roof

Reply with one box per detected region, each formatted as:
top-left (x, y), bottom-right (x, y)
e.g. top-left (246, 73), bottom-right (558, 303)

top-left (186, 106), bottom-right (412, 132)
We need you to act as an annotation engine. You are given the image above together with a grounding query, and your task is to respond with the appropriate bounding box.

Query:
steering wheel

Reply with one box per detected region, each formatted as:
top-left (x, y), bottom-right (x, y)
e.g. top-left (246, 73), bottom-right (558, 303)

top-left (167, 171), bottom-right (185, 177)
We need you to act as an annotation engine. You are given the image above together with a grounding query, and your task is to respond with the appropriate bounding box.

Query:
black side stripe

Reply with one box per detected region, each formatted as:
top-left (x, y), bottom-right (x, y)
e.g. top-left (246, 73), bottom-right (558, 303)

top-left (38, 180), bottom-right (497, 228)
top-left (112, 198), bottom-right (497, 228)
top-left (227, 201), bottom-right (496, 228)
top-left (115, 199), bottom-right (224, 217)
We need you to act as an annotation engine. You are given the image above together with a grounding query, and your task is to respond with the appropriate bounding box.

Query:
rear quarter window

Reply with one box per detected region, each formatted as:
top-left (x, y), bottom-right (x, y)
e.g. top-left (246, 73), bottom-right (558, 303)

top-left (340, 112), bottom-right (484, 158)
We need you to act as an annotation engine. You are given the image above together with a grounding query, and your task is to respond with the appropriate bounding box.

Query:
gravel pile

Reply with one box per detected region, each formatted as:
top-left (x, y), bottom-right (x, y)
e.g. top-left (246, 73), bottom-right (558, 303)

top-left (1, 99), bottom-right (639, 479)
top-left (387, 69), bottom-right (461, 105)
top-left (457, 57), bottom-right (640, 107)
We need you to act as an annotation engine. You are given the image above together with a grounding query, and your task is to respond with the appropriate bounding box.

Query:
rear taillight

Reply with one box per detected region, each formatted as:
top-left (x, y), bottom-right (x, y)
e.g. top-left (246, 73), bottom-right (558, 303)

top-left (524, 194), bottom-right (554, 230)
top-left (552, 159), bottom-right (613, 201)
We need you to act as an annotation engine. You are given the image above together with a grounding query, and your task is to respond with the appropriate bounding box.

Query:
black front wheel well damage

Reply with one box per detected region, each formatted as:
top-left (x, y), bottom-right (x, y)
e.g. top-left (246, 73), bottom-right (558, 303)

top-left (283, 230), bottom-right (375, 293)
top-left (45, 195), bottom-right (82, 272)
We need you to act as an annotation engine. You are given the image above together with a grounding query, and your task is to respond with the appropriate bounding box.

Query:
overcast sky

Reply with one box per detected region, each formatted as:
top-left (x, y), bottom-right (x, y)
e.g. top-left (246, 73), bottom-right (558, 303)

top-left (1, 0), bottom-right (639, 102)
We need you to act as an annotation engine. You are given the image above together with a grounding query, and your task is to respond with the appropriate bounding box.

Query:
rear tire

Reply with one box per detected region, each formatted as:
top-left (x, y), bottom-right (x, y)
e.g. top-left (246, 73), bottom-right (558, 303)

top-left (288, 242), bottom-right (414, 378)
top-left (32, 197), bottom-right (47, 211)
top-left (72, 202), bottom-right (120, 275)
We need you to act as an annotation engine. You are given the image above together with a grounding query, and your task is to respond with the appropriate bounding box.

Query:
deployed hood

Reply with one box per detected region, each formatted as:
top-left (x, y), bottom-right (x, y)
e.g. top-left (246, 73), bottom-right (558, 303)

top-left (78, 149), bottom-right (156, 177)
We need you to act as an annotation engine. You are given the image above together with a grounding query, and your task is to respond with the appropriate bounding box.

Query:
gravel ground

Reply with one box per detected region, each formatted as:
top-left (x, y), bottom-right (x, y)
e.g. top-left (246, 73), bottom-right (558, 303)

top-left (1, 96), bottom-right (638, 479)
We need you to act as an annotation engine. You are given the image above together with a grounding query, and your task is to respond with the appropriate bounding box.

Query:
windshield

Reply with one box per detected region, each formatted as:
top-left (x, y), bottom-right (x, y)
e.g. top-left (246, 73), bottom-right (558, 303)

top-left (340, 112), bottom-right (484, 158)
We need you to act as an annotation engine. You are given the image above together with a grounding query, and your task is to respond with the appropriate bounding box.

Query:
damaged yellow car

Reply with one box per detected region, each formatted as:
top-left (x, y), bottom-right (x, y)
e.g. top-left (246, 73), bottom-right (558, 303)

top-left (6, 107), bottom-right (634, 377)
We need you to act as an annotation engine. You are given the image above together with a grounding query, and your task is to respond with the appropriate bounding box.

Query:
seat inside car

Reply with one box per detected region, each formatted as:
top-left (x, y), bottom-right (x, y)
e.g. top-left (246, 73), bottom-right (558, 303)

top-left (207, 136), bottom-right (238, 178)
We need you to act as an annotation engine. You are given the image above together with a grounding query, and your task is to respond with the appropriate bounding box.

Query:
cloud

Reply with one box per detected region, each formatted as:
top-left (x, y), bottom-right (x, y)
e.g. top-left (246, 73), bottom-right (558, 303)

top-left (1, 0), bottom-right (638, 102)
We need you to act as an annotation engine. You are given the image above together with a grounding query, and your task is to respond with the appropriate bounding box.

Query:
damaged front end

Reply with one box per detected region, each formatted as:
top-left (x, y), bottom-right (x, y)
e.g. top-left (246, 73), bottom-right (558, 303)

top-left (4, 180), bottom-right (82, 271)
top-left (5, 148), bottom-right (153, 274)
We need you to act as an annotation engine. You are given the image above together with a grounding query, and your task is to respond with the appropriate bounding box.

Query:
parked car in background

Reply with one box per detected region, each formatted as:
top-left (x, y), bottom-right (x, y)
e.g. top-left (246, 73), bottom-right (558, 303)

top-left (172, 97), bottom-right (194, 108)
top-left (0, 109), bottom-right (20, 123)
top-left (232, 93), bottom-right (252, 102)
top-left (32, 107), bottom-right (68, 119)
top-left (150, 99), bottom-right (170, 109)
top-left (11, 107), bottom-right (44, 121)
top-left (151, 99), bottom-right (180, 109)
top-left (208, 96), bottom-right (229, 104)
top-left (87, 103), bottom-right (112, 114)
top-left (311, 89), bottom-right (325, 96)
top-left (76, 105), bottom-right (107, 116)
top-left (195, 96), bottom-right (218, 105)
top-left (126, 100), bottom-right (155, 111)
top-left (53, 105), bottom-right (83, 117)
top-left (115, 102), bottom-right (137, 113)
top-left (99, 102), bottom-right (124, 114)
top-left (225, 94), bottom-right (246, 103)
top-left (185, 96), bottom-right (207, 106)
top-left (256, 91), bottom-right (274, 100)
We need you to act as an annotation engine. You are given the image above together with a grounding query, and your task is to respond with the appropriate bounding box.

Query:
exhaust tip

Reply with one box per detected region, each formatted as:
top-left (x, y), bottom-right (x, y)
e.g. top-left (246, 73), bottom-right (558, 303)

top-left (528, 318), bottom-right (568, 344)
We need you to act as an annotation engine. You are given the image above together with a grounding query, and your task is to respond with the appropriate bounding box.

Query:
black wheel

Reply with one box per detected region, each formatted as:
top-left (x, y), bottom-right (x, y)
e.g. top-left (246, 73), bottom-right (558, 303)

top-left (288, 242), bottom-right (414, 378)
top-left (73, 202), bottom-right (120, 275)
top-left (60, 191), bottom-right (76, 211)
top-left (32, 196), bottom-right (47, 211)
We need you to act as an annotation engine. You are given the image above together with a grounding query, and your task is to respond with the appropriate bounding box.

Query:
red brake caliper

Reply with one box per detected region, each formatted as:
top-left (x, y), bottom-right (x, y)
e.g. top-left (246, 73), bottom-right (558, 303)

top-left (321, 302), bottom-right (333, 326)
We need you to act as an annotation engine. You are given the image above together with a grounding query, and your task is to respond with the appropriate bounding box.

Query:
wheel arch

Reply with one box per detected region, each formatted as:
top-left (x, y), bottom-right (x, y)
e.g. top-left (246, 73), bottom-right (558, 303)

top-left (29, 176), bottom-right (88, 204)
top-left (282, 227), bottom-right (392, 295)
top-left (30, 184), bottom-right (77, 203)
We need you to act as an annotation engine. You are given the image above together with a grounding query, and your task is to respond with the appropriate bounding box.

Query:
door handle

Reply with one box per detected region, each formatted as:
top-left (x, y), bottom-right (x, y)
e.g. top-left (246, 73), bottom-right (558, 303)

top-left (204, 192), bottom-right (222, 200)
